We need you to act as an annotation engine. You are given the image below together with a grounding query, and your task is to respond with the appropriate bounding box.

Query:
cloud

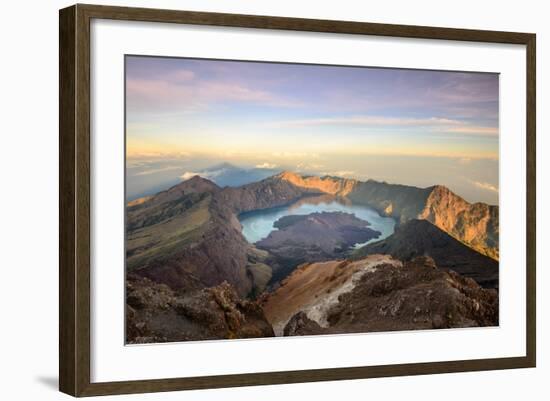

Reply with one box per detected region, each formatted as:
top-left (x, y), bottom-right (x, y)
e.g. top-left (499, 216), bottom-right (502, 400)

top-left (126, 75), bottom-right (301, 114)
top-left (126, 150), bottom-right (191, 160)
top-left (180, 167), bottom-right (228, 181)
top-left (471, 180), bottom-right (499, 193)
top-left (134, 166), bottom-right (182, 176)
top-left (274, 116), bottom-right (463, 128)
top-left (196, 83), bottom-right (301, 107)
top-left (446, 126), bottom-right (498, 136)
top-left (272, 152), bottom-right (320, 159)
top-left (181, 171), bottom-right (222, 181)
top-left (296, 162), bottom-right (325, 171)
top-left (321, 171), bottom-right (355, 177)
top-left (255, 162), bottom-right (278, 169)
top-left (167, 69), bottom-right (196, 82)
top-left (270, 115), bottom-right (498, 137)
top-left (181, 171), bottom-right (203, 181)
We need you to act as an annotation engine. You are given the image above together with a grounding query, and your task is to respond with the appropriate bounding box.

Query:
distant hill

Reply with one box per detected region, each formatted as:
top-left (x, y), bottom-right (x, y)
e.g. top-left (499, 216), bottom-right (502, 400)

top-left (353, 219), bottom-right (498, 288)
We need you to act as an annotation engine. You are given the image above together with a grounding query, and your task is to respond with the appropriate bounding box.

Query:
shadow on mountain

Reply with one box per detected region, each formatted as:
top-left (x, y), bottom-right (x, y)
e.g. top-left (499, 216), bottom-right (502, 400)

top-left (353, 219), bottom-right (498, 289)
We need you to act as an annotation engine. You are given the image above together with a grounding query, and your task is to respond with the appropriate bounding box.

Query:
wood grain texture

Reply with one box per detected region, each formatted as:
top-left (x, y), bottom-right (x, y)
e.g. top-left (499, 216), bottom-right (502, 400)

top-left (80, 356), bottom-right (533, 396)
top-left (59, 5), bottom-right (76, 396)
top-left (59, 3), bottom-right (537, 397)
top-left (78, 3), bottom-right (533, 44)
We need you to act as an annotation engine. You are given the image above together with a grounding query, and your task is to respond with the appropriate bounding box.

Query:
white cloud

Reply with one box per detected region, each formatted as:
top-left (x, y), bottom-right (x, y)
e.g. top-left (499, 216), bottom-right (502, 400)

top-left (180, 167), bottom-right (227, 181)
top-left (180, 171), bottom-right (201, 181)
top-left (134, 166), bottom-right (182, 176)
top-left (471, 180), bottom-right (499, 193)
top-left (446, 126), bottom-right (499, 136)
top-left (255, 162), bottom-right (278, 169)
top-left (458, 157), bottom-right (472, 165)
top-left (272, 152), bottom-right (320, 159)
top-left (270, 115), bottom-right (497, 137)
top-left (126, 150), bottom-right (191, 159)
top-left (321, 170), bottom-right (356, 177)
top-left (296, 162), bottom-right (325, 171)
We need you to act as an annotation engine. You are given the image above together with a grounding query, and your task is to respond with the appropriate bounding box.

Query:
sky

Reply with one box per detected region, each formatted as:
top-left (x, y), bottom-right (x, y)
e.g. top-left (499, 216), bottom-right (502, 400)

top-left (126, 55), bottom-right (499, 204)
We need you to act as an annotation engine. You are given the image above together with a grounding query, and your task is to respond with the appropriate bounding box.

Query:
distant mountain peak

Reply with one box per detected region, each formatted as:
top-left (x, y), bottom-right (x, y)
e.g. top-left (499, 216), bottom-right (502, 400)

top-left (178, 174), bottom-right (219, 188)
top-left (150, 175), bottom-right (220, 201)
top-left (207, 162), bottom-right (239, 171)
top-left (428, 184), bottom-right (456, 197)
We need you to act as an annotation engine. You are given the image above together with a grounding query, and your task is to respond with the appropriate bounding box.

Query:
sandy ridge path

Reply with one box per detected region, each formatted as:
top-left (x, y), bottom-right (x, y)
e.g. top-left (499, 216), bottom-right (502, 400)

top-left (262, 255), bottom-right (401, 336)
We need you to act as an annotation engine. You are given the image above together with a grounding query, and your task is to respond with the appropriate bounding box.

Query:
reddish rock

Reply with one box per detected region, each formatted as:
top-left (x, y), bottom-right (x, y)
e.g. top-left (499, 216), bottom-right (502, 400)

top-left (126, 276), bottom-right (274, 343)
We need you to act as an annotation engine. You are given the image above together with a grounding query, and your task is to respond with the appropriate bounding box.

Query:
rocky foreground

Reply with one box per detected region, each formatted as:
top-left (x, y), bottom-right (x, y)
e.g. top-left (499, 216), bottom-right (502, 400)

top-left (126, 253), bottom-right (498, 343)
top-left (126, 275), bottom-right (274, 344)
top-left (262, 255), bottom-right (498, 337)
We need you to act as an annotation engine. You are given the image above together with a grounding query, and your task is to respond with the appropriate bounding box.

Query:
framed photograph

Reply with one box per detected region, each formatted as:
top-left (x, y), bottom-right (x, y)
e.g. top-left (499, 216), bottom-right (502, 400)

top-left (59, 4), bottom-right (536, 397)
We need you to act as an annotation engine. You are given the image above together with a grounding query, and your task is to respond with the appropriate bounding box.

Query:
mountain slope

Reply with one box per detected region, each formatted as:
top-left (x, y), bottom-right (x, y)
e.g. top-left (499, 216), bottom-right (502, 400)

top-left (418, 185), bottom-right (499, 259)
top-left (353, 219), bottom-right (498, 288)
top-left (127, 177), bottom-right (262, 297)
top-left (349, 179), bottom-right (431, 221)
top-left (262, 255), bottom-right (399, 335)
top-left (274, 171), bottom-right (358, 196)
top-left (214, 173), bottom-right (320, 213)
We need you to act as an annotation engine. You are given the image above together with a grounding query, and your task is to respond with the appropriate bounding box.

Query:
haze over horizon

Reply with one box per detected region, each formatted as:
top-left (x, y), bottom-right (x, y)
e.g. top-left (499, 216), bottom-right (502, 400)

top-left (126, 55), bottom-right (499, 204)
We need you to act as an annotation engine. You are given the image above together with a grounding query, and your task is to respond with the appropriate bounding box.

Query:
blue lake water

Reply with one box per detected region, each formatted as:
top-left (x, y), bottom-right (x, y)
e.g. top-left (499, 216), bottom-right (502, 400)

top-left (238, 195), bottom-right (396, 247)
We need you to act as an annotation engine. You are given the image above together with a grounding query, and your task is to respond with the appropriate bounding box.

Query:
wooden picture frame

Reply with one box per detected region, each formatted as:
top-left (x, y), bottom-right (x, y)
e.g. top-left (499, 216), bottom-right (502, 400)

top-left (59, 3), bottom-right (536, 397)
